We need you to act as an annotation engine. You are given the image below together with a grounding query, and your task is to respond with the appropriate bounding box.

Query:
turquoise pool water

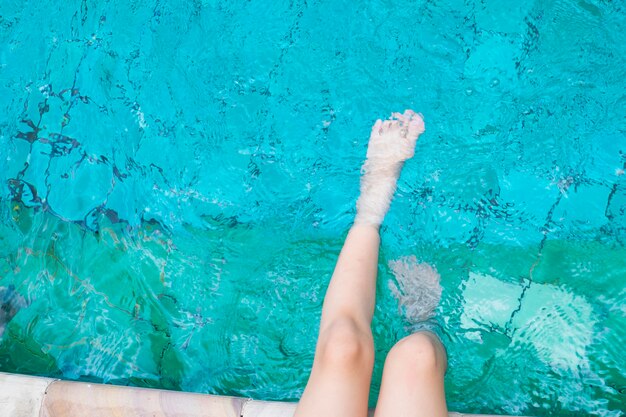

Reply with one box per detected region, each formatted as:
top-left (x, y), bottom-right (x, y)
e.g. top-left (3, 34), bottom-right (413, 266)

top-left (1, 0), bottom-right (625, 415)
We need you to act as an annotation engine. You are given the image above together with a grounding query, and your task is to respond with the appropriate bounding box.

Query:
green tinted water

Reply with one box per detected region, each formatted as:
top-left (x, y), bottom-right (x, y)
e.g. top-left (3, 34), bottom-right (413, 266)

top-left (1, 203), bottom-right (624, 415)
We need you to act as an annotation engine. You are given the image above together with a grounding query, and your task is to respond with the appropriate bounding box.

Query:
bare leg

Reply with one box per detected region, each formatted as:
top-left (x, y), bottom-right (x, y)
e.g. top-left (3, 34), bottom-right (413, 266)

top-left (294, 224), bottom-right (379, 417)
top-left (295, 110), bottom-right (425, 417)
top-left (374, 332), bottom-right (448, 417)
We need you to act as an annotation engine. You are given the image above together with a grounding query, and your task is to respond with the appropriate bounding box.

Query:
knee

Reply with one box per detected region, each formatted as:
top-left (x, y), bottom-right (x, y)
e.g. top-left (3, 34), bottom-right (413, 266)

top-left (385, 332), bottom-right (446, 379)
top-left (316, 318), bottom-right (374, 371)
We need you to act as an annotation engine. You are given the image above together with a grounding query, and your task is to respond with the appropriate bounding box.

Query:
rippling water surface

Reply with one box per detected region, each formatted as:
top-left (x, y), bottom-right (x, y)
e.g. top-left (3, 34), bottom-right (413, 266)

top-left (1, 0), bottom-right (625, 415)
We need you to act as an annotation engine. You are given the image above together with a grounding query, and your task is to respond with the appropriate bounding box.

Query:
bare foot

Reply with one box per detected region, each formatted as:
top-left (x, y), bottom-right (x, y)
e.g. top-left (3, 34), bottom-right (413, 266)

top-left (366, 109), bottom-right (425, 164)
top-left (355, 110), bottom-right (425, 226)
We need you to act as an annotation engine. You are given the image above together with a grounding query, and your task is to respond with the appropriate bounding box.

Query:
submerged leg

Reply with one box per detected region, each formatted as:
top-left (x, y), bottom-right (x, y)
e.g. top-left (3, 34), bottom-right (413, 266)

top-left (294, 110), bottom-right (425, 417)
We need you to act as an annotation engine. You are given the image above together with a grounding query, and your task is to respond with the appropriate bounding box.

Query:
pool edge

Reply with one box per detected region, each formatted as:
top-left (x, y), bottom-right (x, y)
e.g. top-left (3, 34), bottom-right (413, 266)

top-left (0, 371), bottom-right (531, 417)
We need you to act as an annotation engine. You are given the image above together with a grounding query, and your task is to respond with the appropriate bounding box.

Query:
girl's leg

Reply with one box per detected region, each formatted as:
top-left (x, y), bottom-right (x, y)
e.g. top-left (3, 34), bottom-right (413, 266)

top-left (294, 110), bottom-right (425, 417)
top-left (374, 332), bottom-right (448, 417)
top-left (294, 224), bottom-right (380, 417)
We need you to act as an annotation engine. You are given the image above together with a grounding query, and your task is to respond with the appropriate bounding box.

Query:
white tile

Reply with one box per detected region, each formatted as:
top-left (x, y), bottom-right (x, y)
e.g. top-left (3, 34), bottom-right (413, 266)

top-left (241, 401), bottom-right (520, 417)
top-left (0, 372), bottom-right (56, 417)
top-left (242, 400), bottom-right (298, 417)
top-left (0, 371), bottom-right (526, 417)
top-left (242, 400), bottom-right (377, 417)
top-left (41, 380), bottom-right (245, 417)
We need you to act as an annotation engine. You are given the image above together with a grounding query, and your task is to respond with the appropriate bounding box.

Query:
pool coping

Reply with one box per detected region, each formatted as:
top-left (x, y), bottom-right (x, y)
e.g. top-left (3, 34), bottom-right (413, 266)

top-left (0, 371), bottom-right (528, 417)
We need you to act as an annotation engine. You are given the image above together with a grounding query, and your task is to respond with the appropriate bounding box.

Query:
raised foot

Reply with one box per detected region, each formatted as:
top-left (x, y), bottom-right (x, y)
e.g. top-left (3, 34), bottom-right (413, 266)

top-left (354, 110), bottom-right (425, 227)
top-left (366, 109), bottom-right (425, 164)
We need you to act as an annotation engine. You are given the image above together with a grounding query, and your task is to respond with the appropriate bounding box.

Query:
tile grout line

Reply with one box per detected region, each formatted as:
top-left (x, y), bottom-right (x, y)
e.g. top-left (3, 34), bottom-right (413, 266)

top-left (38, 377), bottom-right (59, 417)
top-left (240, 397), bottom-right (254, 417)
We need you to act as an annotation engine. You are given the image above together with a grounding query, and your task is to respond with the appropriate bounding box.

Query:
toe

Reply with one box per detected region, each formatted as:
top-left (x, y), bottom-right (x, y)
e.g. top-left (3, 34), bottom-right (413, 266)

top-left (407, 117), bottom-right (425, 138)
top-left (403, 109), bottom-right (417, 120)
top-left (392, 111), bottom-right (406, 122)
top-left (371, 119), bottom-right (383, 134)
top-left (389, 119), bottom-right (403, 132)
